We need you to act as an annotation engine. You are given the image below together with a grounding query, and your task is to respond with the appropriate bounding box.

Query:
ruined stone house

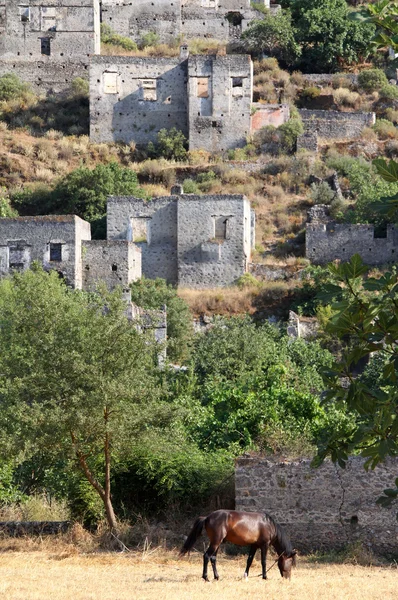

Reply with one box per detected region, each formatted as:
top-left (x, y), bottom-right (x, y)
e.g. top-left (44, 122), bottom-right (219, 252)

top-left (0, 214), bottom-right (141, 291)
top-left (306, 205), bottom-right (398, 266)
top-left (0, 1), bottom-right (100, 92)
top-left (100, 0), bottom-right (279, 45)
top-left (0, 187), bottom-right (254, 289)
top-left (90, 49), bottom-right (289, 151)
top-left (107, 185), bottom-right (255, 287)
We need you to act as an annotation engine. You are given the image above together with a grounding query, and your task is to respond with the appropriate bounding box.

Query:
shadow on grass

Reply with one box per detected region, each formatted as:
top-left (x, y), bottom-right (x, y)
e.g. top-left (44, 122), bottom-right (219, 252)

top-left (2, 94), bottom-right (89, 136)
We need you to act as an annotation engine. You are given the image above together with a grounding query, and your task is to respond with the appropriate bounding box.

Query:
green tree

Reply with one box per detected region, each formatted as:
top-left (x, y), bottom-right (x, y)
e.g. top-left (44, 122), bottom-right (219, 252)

top-left (147, 128), bottom-right (188, 161)
top-left (130, 277), bottom-right (193, 363)
top-left (314, 255), bottom-right (398, 512)
top-left (0, 268), bottom-right (159, 531)
top-left (288, 0), bottom-right (375, 72)
top-left (242, 9), bottom-right (301, 65)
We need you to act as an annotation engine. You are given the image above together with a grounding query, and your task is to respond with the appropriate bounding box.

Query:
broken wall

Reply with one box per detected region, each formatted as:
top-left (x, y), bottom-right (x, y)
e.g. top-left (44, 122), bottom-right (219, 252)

top-left (82, 240), bottom-right (141, 291)
top-left (299, 109), bottom-right (376, 140)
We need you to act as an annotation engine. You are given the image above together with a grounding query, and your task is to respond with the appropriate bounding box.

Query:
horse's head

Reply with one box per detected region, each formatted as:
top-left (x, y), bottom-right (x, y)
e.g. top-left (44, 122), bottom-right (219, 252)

top-left (277, 550), bottom-right (297, 579)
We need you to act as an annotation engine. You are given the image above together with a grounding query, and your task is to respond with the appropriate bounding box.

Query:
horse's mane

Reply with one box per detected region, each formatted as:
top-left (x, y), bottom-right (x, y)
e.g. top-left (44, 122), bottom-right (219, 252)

top-left (264, 513), bottom-right (295, 562)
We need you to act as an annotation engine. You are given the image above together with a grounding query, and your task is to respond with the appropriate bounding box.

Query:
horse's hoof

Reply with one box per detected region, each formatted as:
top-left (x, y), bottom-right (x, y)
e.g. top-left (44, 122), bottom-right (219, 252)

top-left (243, 573), bottom-right (248, 580)
top-left (262, 576), bottom-right (268, 580)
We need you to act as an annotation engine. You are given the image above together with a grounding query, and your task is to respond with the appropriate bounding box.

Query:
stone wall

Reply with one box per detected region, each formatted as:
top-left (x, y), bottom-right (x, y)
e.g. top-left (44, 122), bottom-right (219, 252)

top-left (107, 190), bottom-right (252, 287)
top-left (188, 54), bottom-right (252, 152)
top-left (90, 55), bottom-right (188, 145)
top-left (177, 193), bottom-right (251, 287)
top-left (299, 109), bottom-right (375, 140)
top-left (306, 220), bottom-right (398, 265)
top-left (0, 521), bottom-right (70, 536)
top-left (0, 215), bottom-right (91, 289)
top-left (235, 456), bottom-right (398, 555)
top-left (82, 240), bottom-right (141, 291)
top-left (107, 195), bottom-right (179, 284)
top-left (100, 0), bottom-right (277, 44)
top-left (90, 52), bottom-right (253, 152)
top-left (0, 1), bottom-right (99, 92)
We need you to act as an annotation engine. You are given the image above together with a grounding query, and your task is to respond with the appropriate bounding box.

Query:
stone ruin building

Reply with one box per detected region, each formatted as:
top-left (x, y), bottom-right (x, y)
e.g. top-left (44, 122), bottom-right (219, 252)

top-left (0, 187), bottom-right (254, 289)
top-left (90, 49), bottom-right (290, 151)
top-left (100, 0), bottom-right (279, 45)
top-left (235, 455), bottom-right (398, 555)
top-left (108, 185), bottom-right (255, 287)
top-left (306, 205), bottom-right (398, 266)
top-left (0, 0), bottom-right (100, 92)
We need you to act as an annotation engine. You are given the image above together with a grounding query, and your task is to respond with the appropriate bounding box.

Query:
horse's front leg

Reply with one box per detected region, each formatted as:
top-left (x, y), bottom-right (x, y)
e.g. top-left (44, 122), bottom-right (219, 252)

top-left (244, 545), bottom-right (256, 579)
top-left (261, 544), bottom-right (269, 580)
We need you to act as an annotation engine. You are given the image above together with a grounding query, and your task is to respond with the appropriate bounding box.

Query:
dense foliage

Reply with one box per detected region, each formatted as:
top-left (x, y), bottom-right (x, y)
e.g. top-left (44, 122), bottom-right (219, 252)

top-left (313, 255), bottom-right (398, 514)
top-left (247, 1), bottom-right (375, 72)
top-left (130, 277), bottom-right (193, 363)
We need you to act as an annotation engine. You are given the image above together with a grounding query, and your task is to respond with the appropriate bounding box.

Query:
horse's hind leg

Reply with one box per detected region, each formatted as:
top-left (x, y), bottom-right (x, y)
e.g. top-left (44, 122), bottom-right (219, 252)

top-left (244, 546), bottom-right (257, 579)
top-left (202, 543), bottom-right (220, 582)
top-left (210, 548), bottom-right (220, 580)
top-left (261, 544), bottom-right (269, 580)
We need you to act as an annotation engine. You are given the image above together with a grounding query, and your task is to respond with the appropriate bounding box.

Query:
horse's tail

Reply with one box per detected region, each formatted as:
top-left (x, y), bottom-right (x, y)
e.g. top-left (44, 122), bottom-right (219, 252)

top-left (179, 516), bottom-right (207, 556)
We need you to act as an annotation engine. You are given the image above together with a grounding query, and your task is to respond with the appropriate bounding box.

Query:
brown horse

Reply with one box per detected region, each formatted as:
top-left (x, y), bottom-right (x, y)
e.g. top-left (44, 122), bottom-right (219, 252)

top-left (180, 509), bottom-right (297, 581)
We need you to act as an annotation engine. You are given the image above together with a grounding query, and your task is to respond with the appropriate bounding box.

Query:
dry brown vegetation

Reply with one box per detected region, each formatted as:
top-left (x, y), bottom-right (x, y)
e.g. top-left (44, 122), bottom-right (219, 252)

top-left (0, 543), bottom-right (396, 600)
top-left (178, 281), bottom-right (297, 317)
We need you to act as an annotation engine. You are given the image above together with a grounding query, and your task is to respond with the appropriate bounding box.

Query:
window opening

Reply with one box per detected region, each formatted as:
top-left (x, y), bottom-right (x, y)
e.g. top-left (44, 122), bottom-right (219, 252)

top-left (131, 217), bottom-right (150, 243)
top-left (214, 216), bottom-right (228, 240)
top-left (103, 71), bottom-right (119, 94)
top-left (50, 243), bottom-right (62, 262)
top-left (142, 79), bottom-right (157, 101)
top-left (197, 77), bottom-right (209, 98)
top-left (41, 38), bottom-right (51, 56)
top-left (19, 7), bottom-right (30, 22)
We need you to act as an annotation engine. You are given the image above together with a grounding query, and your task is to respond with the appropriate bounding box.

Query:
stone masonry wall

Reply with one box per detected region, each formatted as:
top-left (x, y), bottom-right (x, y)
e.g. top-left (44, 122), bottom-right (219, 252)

top-left (235, 456), bottom-right (398, 555)
top-left (188, 54), bottom-right (252, 152)
top-left (90, 55), bottom-right (188, 144)
top-left (107, 195), bottom-right (179, 284)
top-left (107, 191), bottom-right (252, 287)
top-left (100, 1), bottom-right (275, 44)
top-left (0, 0), bottom-right (99, 92)
top-left (0, 215), bottom-right (91, 289)
top-left (82, 240), bottom-right (141, 291)
top-left (299, 109), bottom-right (376, 140)
top-left (306, 222), bottom-right (398, 265)
top-left (177, 194), bottom-right (251, 287)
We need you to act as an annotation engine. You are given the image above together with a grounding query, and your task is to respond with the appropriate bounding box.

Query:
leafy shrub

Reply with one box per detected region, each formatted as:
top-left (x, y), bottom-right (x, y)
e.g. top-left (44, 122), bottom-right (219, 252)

top-left (332, 74), bottom-right (351, 89)
top-left (140, 32), bottom-right (160, 49)
top-left (69, 77), bottom-right (89, 98)
top-left (12, 163), bottom-right (146, 236)
top-left (279, 116), bottom-right (304, 153)
top-left (310, 181), bottom-right (336, 205)
top-left (235, 272), bottom-right (262, 289)
top-left (148, 128), bottom-right (188, 161)
top-left (182, 178), bottom-right (200, 194)
top-left (100, 23), bottom-right (138, 51)
top-left (385, 108), bottom-right (398, 123)
top-left (357, 69), bottom-right (388, 92)
top-left (333, 87), bottom-right (360, 108)
top-left (0, 188), bottom-right (17, 217)
top-left (0, 73), bottom-right (32, 102)
top-left (301, 86), bottom-right (321, 100)
top-left (379, 83), bottom-right (398, 101)
top-left (373, 118), bottom-right (398, 140)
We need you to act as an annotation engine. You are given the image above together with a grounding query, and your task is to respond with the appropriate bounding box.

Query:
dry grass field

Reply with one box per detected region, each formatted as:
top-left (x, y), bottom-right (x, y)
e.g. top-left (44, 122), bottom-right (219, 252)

top-left (0, 546), bottom-right (397, 600)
